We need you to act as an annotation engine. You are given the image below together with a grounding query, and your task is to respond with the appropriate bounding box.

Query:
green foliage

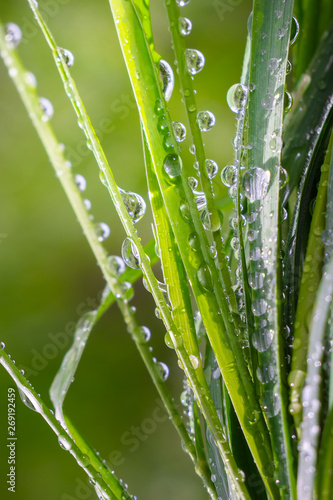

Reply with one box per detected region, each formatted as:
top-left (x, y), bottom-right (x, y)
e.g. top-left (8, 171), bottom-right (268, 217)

top-left (1, 0), bottom-right (333, 499)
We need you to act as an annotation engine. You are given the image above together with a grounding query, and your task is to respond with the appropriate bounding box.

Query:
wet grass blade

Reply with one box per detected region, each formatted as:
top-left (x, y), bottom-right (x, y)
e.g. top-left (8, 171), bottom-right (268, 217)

top-left (316, 405), bottom-right (333, 499)
top-left (289, 143), bottom-right (330, 436)
top-left (297, 253), bottom-right (333, 499)
top-left (246, 1), bottom-right (296, 496)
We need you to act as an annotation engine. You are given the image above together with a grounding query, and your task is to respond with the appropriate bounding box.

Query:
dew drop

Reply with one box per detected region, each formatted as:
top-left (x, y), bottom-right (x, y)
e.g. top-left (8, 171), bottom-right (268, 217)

top-left (5, 23), bottom-right (22, 48)
top-left (107, 255), bottom-right (126, 278)
top-left (197, 262), bottom-right (214, 292)
top-left (185, 49), bottom-right (205, 75)
top-left (75, 174), bottom-right (87, 191)
top-left (57, 47), bottom-right (74, 67)
top-left (58, 434), bottom-right (72, 451)
top-left (39, 97), bottom-right (54, 121)
top-left (0, 342), bottom-right (5, 350)
top-left (201, 208), bottom-right (222, 231)
top-left (251, 298), bottom-right (267, 316)
top-left (290, 16), bottom-right (300, 45)
top-left (163, 153), bottom-right (182, 178)
top-left (188, 232), bottom-right (200, 251)
top-left (242, 167), bottom-right (270, 202)
top-left (248, 272), bottom-right (264, 290)
top-left (221, 164), bottom-right (237, 187)
top-left (189, 354), bottom-right (199, 370)
top-left (95, 222), bottom-right (110, 242)
top-left (261, 93), bottom-right (280, 110)
top-left (18, 388), bottom-right (40, 412)
top-left (256, 364), bottom-right (274, 384)
top-left (268, 58), bottom-right (279, 71)
top-left (83, 199), bottom-right (91, 210)
top-left (119, 189), bottom-right (146, 223)
top-left (77, 311), bottom-right (97, 332)
top-left (226, 83), bottom-right (248, 113)
top-left (155, 361), bottom-right (169, 381)
top-left (205, 159), bottom-right (218, 179)
top-left (159, 60), bottom-right (174, 101)
top-left (178, 17), bottom-right (192, 36)
top-left (121, 237), bottom-right (140, 269)
top-left (172, 121), bottom-right (186, 142)
top-left (188, 177), bottom-right (198, 190)
top-left (137, 326), bottom-right (151, 344)
top-left (284, 91), bottom-right (293, 113)
top-left (252, 329), bottom-right (274, 352)
top-left (196, 111), bottom-right (215, 132)
top-left (177, 0), bottom-right (190, 6)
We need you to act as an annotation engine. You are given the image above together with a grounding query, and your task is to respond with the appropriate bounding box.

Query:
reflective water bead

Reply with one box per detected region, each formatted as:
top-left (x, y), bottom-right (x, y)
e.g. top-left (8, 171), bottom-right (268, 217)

top-left (163, 153), bottom-right (182, 178)
top-left (286, 60), bottom-right (292, 75)
top-left (155, 361), bottom-right (169, 381)
top-left (197, 262), bottom-right (214, 292)
top-left (256, 364), bottom-right (274, 384)
top-left (189, 355), bottom-right (199, 370)
top-left (185, 49), bottom-right (205, 75)
top-left (75, 174), bottom-right (87, 191)
top-left (155, 98), bottom-right (164, 114)
top-left (83, 199), bottom-right (91, 210)
top-left (279, 167), bottom-right (289, 187)
top-left (250, 247), bottom-right (261, 261)
top-left (157, 114), bottom-right (168, 134)
top-left (201, 208), bottom-right (222, 231)
top-left (172, 121), bottom-right (186, 142)
top-left (251, 298), bottom-right (267, 316)
top-left (196, 111), bottom-right (215, 132)
top-left (107, 255), bottom-right (126, 278)
top-left (189, 144), bottom-right (196, 155)
top-left (159, 60), bottom-right (174, 101)
top-left (205, 159), bottom-right (218, 179)
top-left (121, 237), bottom-right (140, 269)
top-left (252, 328), bottom-right (274, 352)
top-left (77, 311), bottom-right (97, 332)
top-left (261, 92), bottom-right (280, 110)
top-left (163, 132), bottom-right (174, 151)
top-left (120, 189), bottom-right (146, 223)
top-left (138, 326), bottom-right (151, 343)
top-left (242, 167), bottom-right (270, 202)
top-left (25, 72), bottom-right (37, 88)
top-left (5, 23), bottom-right (22, 48)
top-left (177, 0), bottom-right (190, 6)
top-left (39, 97), bottom-right (54, 121)
top-left (290, 16), bottom-right (300, 45)
top-left (188, 176), bottom-right (198, 190)
top-left (248, 272), bottom-right (264, 290)
top-left (179, 17), bottom-right (192, 36)
top-left (58, 435), bottom-right (72, 451)
top-left (188, 232), bottom-right (200, 251)
top-left (221, 164), bottom-right (237, 187)
top-left (226, 83), bottom-right (248, 113)
top-left (284, 91), bottom-right (293, 113)
top-left (267, 130), bottom-right (283, 153)
top-left (95, 222), bottom-right (110, 242)
top-left (18, 388), bottom-right (39, 412)
top-left (58, 47), bottom-right (75, 67)
top-left (0, 342), bottom-right (5, 349)
top-left (268, 58), bottom-right (279, 71)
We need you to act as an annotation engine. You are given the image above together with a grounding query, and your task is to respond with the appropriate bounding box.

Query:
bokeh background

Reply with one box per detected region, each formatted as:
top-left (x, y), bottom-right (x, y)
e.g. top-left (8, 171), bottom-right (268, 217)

top-left (0, 0), bottom-right (252, 499)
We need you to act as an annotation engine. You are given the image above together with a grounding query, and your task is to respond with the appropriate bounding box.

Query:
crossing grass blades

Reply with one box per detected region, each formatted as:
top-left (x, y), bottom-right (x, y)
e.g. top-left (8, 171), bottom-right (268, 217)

top-left (1, 0), bottom-right (333, 498)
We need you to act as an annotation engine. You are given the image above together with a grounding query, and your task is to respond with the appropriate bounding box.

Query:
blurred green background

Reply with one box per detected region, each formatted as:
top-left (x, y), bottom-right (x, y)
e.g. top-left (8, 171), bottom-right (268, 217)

top-left (0, 0), bottom-right (252, 499)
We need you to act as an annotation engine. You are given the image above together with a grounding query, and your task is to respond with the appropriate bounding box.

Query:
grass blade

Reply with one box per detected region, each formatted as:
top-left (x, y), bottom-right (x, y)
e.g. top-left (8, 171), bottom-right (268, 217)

top-left (245, 1), bottom-right (296, 496)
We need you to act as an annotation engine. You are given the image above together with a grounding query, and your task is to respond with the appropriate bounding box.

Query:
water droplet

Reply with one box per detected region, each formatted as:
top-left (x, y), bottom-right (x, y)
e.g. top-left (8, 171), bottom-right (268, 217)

top-left (57, 47), bottom-right (74, 67)
top-left (24, 71), bottom-right (37, 88)
top-left (286, 60), bottom-right (292, 74)
top-left (251, 298), bottom-right (267, 316)
top-left (256, 363), bottom-right (274, 384)
top-left (172, 121), bottom-right (186, 142)
top-left (250, 247), bottom-right (261, 261)
top-left (121, 238), bottom-right (140, 269)
top-left (159, 60), bottom-right (174, 101)
top-left (5, 23), bottom-right (22, 48)
top-left (185, 49), bottom-right (205, 75)
top-left (163, 132), bottom-right (175, 151)
top-left (78, 454), bottom-right (90, 468)
top-left (268, 58), bottom-right (279, 71)
top-left (155, 361), bottom-right (169, 381)
top-left (205, 159), bottom-right (218, 179)
top-left (157, 114), bottom-right (168, 134)
top-left (178, 17), bottom-right (192, 36)
top-left (58, 434), bottom-right (72, 451)
top-left (290, 16), bottom-right (300, 45)
top-left (189, 355), bottom-right (199, 369)
top-left (120, 189), bottom-right (146, 223)
top-left (188, 177), bottom-right (198, 190)
top-left (155, 98), bottom-right (164, 114)
top-left (201, 208), bottom-right (222, 231)
top-left (39, 97), bottom-right (54, 121)
top-left (261, 93), bottom-right (280, 110)
top-left (188, 232), bottom-right (200, 251)
top-left (0, 342), bottom-right (5, 350)
top-left (137, 326), bottom-right (151, 343)
top-left (18, 388), bottom-right (39, 412)
top-left (248, 272), bottom-right (264, 289)
top-left (221, 164), bottom-right (237, 187)
top-left (177, 0), bottom-right (190, 6)
top-left (252, 328), bottom-right (274, 352)
top-left (243, 168), bottom-right (270, 202)
top-left (279, 167), bottom-right (289, 187)
top-left (226, 83), bottom-right (248, 113)
top-left (83, 199), bottom-right (91, 210)
top-left (196, 111), bottom-right (215, 132)
top-left (197, 262), bottom-right (214, 292)
top-left (107, 255), bottom-right (126, 277)
top-left (95, 222), bottom-right (110, 242)
top-left (267, 130), bottom-right (283, 153)
top-left (284, 91), bottom-right (293, 113)
top-left (163, 153), bottom-right (182, 178)
top-left (75, 174), bottom-right (87, 191)
top-left (77, 311), bottom-right (97, 332)
top-left (180, 200), bottom-right (191, 221)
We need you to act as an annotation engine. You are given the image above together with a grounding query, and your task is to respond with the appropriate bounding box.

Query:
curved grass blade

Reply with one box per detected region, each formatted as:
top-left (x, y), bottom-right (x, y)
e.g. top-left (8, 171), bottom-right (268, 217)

top-left (297, 254), bottom-right (333, 499)
top-left (316, 404), bottom-right (333, 499)
top-left (108, 2), bottom-right (276, 495)
top-left (289, 140), bottom-right (331, 436)
top-left (282, 24), bottom-right (333, 204)
top-left (245, 1), bottom-right (296, 496)
top-left (0, 348), bottom-right (122, 500)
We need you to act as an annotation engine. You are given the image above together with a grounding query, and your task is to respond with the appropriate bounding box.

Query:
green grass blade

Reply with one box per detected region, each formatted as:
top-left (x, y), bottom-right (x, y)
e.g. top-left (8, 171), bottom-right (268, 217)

top-left (246, 1), bottom-right (296, 496)
top-left (289, 142), bottom-right (331, 436)
top-left (297, 254), bottom-right (333, 499)
top-left (0, 349), bottom-right (122, 500)
top-left (282, 24), bottom-right (333, 204)
top-left (316, 405), bottom-right (333, 499)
